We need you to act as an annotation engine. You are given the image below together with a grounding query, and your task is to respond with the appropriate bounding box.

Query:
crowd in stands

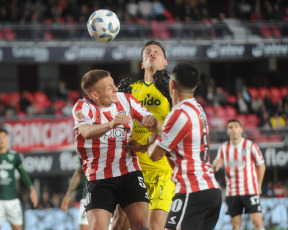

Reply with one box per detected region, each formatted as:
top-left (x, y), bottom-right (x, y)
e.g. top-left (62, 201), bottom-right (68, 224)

top-left (0, 0), bottom-right (288, 40)
top-left (194, 79), bottom-right (288, 142)
top-left (0, 77), bottom-right (287, 137)
top-left (262, 180), bottom-right (287, 198)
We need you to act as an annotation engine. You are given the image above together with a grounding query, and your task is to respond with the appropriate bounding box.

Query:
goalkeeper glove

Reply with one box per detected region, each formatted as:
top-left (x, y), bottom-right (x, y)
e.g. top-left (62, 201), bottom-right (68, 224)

top-left (117, 77), bottom-right (133, 94)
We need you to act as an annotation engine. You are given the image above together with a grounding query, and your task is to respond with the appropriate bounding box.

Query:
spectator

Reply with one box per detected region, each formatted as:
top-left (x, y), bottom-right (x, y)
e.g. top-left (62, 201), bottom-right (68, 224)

top-left (263, 94), bottom-right (274, 113)
top-left (210, 111), bottom-right (226, 131)
top-left (51, 192), bottom-right (61, 208)
top-left (236, 92), bottom-right (249, 114)
top-left (274, 181), bottom-right (287, 198)
top-left (262, 181), bottom-right (275, 197)
top-left (0, 101), bottom-right (6, 116)
top-left (62, 98), bottom-right (74, 116)
top-left (270, 112), bottom-right (286, 130)
top-left (206, 86), bottom-right (214, 105)
top-left (38, 190), bottom-right (54, 209)
top-left (213, 87), bottom-right (227, 107)
top-left (259, 109), bottom-right (272, 130)
top-left (237, 0), bottom-right (252, 20)
top-left (56, 81), bottom-right (69, 101)
top-left (251, 95), bottom-right (264, 116)
top-left (138, 0), bottom-right (152, 21)
top-left (214, 12), bottom-right (234, 39)
top-left (126, 0), bottom-right (138, 18)
top-left (4, 100), bottom-right (18, 117)
top-left (19, 91), bottom-right (32, 113)
top-left (151, 0), bottom-right (166, 21)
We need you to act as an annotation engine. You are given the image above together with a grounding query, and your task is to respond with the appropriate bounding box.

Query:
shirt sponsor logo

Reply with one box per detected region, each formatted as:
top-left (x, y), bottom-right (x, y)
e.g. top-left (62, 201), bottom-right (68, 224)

top-left (103, 128), bottom-right (127, 140)
top-left (0, 160), bottom-right (13, 170)
top-left (140, 94), bottom-right (161, 106)
top-left (227, 161), bottom-right (246, 167)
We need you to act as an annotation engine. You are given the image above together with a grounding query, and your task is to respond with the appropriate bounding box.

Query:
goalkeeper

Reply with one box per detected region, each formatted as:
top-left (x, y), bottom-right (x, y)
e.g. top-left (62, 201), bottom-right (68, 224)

top-left (113, 40), bottom-right (174, 230)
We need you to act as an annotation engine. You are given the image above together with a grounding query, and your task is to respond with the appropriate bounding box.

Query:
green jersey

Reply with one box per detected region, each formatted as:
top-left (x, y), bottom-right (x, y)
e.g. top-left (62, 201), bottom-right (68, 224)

top-left (0, 150), bottom-right (31, 200)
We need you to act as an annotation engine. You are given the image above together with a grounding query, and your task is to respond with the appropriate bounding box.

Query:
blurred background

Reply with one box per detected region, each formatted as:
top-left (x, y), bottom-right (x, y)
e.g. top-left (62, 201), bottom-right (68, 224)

top-left (0, 0), bottom-right (287, 229)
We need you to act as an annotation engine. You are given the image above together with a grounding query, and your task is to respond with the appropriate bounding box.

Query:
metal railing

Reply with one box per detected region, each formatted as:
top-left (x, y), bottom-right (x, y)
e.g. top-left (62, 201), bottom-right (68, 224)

top-left (1, 21), bottom-right (288, 43)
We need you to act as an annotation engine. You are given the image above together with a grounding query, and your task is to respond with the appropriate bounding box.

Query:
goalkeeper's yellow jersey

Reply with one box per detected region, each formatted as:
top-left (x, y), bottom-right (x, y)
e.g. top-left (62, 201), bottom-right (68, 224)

top-left (131, 80), bottom-right (171, 170)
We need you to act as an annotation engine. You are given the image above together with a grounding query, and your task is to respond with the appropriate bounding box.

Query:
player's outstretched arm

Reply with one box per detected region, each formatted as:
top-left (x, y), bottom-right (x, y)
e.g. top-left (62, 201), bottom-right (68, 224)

top-left (61, 163), bottom-right (82, 211)
top-left (79, 114), bottom-right (130, 139)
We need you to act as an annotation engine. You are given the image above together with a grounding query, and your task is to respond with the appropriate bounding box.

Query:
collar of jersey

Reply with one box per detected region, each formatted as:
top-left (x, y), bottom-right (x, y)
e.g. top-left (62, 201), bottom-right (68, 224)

top-left (139, 80), bottom-right (153, 86)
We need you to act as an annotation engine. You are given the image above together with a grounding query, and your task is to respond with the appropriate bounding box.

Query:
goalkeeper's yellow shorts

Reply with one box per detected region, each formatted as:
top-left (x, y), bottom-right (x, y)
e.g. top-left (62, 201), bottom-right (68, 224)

top-left (142, 168), bottom-right (175, 212)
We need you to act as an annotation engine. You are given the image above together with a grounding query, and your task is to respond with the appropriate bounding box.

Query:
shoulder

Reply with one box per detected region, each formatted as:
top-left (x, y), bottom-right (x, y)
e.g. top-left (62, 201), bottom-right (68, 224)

top-left (130, 80), bottom-right (144, 87)
top-left (8, 150), bottom-right (18, 155)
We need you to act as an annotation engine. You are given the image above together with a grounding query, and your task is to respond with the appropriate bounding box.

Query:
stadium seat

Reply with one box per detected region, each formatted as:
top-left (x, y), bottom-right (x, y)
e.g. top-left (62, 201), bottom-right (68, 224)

top-left (33, 91), bottom-right (51, 108)
top-left (280, 86), bottom-right (288, 98)
top-left (227, 95), bottom-right (236, 104)
top-left (248, 87), bottom-right (259, 100)
top-left (0, 92), bottom-right (11, 105)
top-left (246, 114), bottom-right (260, 126)
top-left (9, 92), bottom-right (21, 104)
top-left (258, 87), bottom-right (270, 100)
top-left (69, 90), bottom-right (80, 102)
top-left (269, 87), bottom-right (282, 105)
top-left (225, 106), bottom-right (237, 119)
top-left (268, 134), bottom-right (282, 142)
top-left (214, 106), bottom-right (226, 118)
top-left (151, 20), bottom-right (170, 40)
top-left (204, 106), bottom-right (214, 118)
top-left (254, 135), bottom-right (268, 143)
top-left (236, 114), bottom-right (247, 126)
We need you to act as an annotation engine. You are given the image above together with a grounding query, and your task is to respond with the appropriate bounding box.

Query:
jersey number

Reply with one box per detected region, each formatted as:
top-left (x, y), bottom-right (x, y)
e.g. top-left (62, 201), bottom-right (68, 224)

top-left (250, 195), bottom-right (260, 205)
top-left (138, 177), bottom-right (146, 188)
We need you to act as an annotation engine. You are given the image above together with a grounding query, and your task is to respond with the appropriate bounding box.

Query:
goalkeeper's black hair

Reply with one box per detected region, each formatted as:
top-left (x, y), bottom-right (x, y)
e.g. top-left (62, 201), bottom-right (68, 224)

top-left (141, 40), bottom-right (166, 58)
top-left (171, 62), bottom-right (199, 91)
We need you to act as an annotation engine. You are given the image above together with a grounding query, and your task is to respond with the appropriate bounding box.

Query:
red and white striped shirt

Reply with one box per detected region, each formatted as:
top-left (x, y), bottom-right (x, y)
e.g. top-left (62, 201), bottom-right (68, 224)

top-left (156, 98), bottom-right (220, 194)
top-left (215, 138), bottom-right (265, 196)
top-left (73, 92), bottom-right (152, 181)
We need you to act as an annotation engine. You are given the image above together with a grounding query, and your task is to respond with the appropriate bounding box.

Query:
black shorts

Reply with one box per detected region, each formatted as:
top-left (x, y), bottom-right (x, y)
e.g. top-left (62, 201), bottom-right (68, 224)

top-left (85, 171), bottom-right (150, 214)
top-left (226, 194), bottom-right (262, 217)
top-left (165, 188), bottom-right (222, 230)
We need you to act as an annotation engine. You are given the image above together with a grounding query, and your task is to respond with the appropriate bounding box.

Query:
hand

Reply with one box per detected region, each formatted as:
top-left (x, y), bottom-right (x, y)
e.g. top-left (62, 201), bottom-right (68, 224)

top-left (142, 115), bottom-right (157, 128)
top-left (258, 185), bottom-right (262, 195)
top-left (109, 114), bottom-right (130, 129)
top-left (117, 77), bottom-right (133, 94)
top-left (125, 139), bottom-right (147, 153)
top-left (30, 187), bottom-right (38, 208)
top-left (61, 194), bottom-right (70, 211)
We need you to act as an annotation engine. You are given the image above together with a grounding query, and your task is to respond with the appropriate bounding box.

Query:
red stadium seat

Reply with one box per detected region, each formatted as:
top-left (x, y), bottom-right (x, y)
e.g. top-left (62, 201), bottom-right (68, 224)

top-left (246, 114), bottom-right (259, 126)
top-left (268, 134), bottom-right (282, 142)
top-left (236, 114), bottom-right (247, 126)
top-left (214, 106), bottom-right (226, 118)
top-left (34, 91), bottom-right (51, 108)
top-left (269, 87), bottom-right (282, 105)
top-left (204, 106), bottom-right (214, 118)
top-left (280, 86), bottom-right (288, 98)
top-left (254, 135), bottom-right (268, 143)
top-left (227, 95), bottom-right (237, 104)
top-left (69, 90), bottom-right (80, 102)
top-left (225, 106), bottom-right (237, 119)
top-left (248, 87), bottom-right (259, 100)
top-left (9, 92), bottom-right (21, 104)
top-left (258, 87), bottom-right (270, 100)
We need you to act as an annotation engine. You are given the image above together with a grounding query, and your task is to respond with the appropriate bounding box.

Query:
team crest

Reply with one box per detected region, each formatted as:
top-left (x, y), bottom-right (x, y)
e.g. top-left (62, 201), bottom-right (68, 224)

top-left (7, 154), bottom-right (15, 161)
top-left (118, 110), bottom-right (126, 115)
top-left (75, 110), bottom-right (84, 119)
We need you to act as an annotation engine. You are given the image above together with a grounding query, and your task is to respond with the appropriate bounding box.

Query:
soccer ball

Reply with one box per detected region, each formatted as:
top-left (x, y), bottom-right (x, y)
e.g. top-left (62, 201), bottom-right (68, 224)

top-left (87, 9), bottom-right (120, 42)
